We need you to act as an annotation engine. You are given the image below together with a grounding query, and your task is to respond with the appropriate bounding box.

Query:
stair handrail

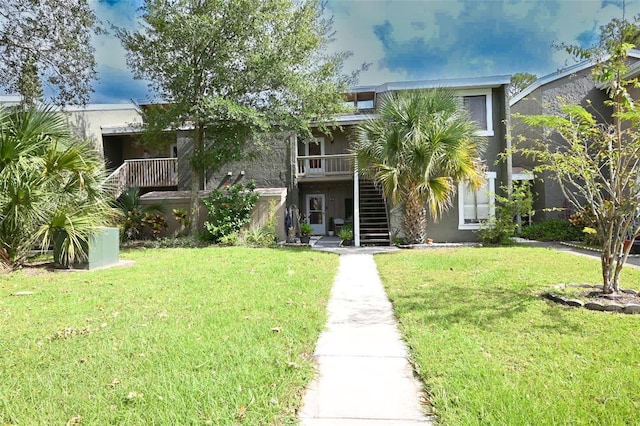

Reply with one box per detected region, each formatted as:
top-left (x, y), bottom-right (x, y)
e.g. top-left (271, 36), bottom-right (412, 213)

top-left (105, 162), bottom-right (129, 199)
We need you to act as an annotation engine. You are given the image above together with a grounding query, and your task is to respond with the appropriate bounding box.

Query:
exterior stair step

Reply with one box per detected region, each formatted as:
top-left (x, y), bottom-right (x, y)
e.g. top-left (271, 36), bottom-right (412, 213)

top-left (358, 179), bottom-right (390, 246)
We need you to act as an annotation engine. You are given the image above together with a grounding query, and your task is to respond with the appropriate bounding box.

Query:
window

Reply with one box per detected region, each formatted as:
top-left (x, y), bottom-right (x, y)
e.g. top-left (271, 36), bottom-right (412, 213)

top-left (357, 99), bottom-right (374, 109)
top-left (459, 89), bottom-right (493, 136)
top-left (463, 95), bottom-right (487, 130)
top-left (458, 171), bottom-right (496, 230)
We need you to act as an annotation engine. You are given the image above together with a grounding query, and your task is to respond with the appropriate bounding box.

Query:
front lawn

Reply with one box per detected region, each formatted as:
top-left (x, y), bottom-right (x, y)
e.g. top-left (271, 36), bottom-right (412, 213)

top-left (0, 247), bottom-right (337, 425)
top-left (376, 247), bottom-right (640, 425)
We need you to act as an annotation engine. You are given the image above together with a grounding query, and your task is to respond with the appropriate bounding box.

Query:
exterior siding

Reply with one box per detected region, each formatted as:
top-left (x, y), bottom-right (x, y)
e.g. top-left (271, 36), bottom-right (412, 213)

top-left (511, 65), bottom-right (616, 220)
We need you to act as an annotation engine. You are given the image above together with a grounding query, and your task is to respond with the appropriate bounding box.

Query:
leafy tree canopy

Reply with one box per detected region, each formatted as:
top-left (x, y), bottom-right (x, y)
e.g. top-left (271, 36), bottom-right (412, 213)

top-left (117, 0), bottom-right (359, 233)
top-left (0, 0), bottom-right (100, 106)
top-left (516, 17), bottom-right (640, 293)
top-left (509, 72), bottom-right (537, 98)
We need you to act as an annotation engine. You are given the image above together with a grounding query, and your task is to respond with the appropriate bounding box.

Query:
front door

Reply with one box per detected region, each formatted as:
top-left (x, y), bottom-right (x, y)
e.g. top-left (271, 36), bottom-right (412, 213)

top-left (306, 194), bottom-right (325, 234)
top-left (305, 137), bottom-right (325, 173)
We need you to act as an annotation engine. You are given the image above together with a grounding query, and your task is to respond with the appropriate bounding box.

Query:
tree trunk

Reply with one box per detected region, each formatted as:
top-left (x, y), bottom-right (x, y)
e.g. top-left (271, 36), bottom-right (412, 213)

top-left (403, 194), bottom-right (427, 244)
top-left (189, 125), bottom-right (205, 238)
top-left (601, 252), bottom-right (615, 294)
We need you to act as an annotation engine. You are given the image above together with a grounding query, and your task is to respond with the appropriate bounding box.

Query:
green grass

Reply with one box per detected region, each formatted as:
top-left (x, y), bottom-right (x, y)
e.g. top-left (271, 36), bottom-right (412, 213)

top-left (375, 246), bottom-right (640, 425)
top-left (0, 247), bottom-right (337, 425)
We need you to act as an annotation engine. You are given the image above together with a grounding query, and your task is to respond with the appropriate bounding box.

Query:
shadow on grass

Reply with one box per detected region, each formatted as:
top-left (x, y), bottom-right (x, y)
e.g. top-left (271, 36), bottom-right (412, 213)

top-left (390, 283), bottom-right (591, 336)
top-left (389, 283), bottom-right (537, 330)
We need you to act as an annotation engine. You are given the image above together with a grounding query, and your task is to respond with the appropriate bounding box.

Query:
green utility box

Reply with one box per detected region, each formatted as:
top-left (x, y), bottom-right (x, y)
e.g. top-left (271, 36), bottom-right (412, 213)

top-left (54, 227), bottom-right (120, 270)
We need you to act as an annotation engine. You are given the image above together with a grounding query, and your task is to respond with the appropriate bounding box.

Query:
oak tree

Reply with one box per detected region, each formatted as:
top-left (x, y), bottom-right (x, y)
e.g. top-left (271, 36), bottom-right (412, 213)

top-left (0, 0), bottom-right (100, 106)
top-left (117, 0), bottom-right (356, 234)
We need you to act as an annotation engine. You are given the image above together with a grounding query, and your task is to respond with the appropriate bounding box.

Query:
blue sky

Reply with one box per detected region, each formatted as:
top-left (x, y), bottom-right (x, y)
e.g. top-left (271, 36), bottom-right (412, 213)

top-left (90, 0), bottom-right (640, 103)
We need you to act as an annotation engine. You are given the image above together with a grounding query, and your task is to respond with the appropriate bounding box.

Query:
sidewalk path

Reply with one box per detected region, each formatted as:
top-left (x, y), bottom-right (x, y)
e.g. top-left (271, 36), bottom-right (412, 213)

top-left (298, 253), bottom-right (431, 425)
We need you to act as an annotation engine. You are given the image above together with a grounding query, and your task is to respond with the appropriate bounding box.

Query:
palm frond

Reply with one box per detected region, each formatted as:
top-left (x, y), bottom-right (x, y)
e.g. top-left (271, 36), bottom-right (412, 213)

top-left (353, 87), bottom-right (486, 243)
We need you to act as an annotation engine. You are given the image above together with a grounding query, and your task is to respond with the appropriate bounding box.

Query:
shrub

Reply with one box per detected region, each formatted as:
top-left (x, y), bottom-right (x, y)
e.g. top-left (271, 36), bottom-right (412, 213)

top-left (476, 182), bottom-right (533, 245)
top-left (172, 208), bottom-right (191, 237)
top-left (338, 224), bottom-right (353, 240)
top-left (518, 219), bottom-right (583, 241)
top-left (299, 223), bottom-right (313, 236)
top-left (117, 188), bottom-right (167, 241)
top-left (202, 181), bottom-right (259, 243)
top-left (121, 236), bottom-right (206, 249)
top-left (218, 232), bottom-right (240, 246)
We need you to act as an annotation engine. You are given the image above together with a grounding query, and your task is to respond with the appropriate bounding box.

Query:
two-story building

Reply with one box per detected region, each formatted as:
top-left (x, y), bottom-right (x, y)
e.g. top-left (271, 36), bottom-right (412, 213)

top-left (2, 75), bottom-right (518, 245)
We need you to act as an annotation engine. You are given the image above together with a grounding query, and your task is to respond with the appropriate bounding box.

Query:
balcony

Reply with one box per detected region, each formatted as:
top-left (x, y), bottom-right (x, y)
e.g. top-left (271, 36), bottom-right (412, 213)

top-left (106, 158), bottom-right (178, 198)
top-left (296, 154), bottom-right (355, 182)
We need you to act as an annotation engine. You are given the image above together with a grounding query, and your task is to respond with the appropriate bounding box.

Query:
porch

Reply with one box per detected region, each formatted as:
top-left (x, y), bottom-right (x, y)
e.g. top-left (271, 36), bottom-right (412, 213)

top-left (106, 158), bottom-right (178, 198)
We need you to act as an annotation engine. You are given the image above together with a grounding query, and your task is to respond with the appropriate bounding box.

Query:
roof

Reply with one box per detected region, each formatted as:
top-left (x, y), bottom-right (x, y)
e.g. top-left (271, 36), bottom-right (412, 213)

top-left (0, 95), bottom-right (21, 106)
top-left (352, 75), bottom-right (511, 94)
top-left (64, 103), bottom-right (139, 112)
top-left (510, 49), bottom-right (640, 106)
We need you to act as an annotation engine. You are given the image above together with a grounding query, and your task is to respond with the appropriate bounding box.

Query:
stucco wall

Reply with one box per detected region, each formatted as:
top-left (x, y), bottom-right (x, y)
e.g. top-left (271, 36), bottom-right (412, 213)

top-left (65, 105), bottom-right (142, 155)
top-left (511, 66), bottom-right (613, 220)
top-left (140, 188), bottom-right (287, 241)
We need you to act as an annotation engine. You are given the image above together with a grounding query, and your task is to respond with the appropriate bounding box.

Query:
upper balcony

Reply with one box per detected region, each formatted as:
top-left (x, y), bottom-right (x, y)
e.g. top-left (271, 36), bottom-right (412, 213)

top-left (296, 153), bottom-right (355, 182)
top-left (106, 158), bottom-right (178, 198)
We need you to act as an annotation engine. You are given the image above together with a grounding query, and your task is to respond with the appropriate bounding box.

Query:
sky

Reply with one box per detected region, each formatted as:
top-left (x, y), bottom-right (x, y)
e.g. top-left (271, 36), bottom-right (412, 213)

top-left (89, 0), bottom-right (640, 104)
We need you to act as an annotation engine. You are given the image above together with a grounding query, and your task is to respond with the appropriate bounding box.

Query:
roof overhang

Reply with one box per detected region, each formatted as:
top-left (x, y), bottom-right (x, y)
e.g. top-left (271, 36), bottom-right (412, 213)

top-left (352, 75), bottom-right (511, 95)
top-left (101, 124), bottom-right (144, 135)
top-left (512, 49), bottom-right (640, 105)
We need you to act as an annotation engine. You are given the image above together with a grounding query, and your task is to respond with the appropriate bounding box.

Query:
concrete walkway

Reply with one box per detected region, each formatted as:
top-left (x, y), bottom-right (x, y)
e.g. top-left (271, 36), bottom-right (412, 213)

top-left (298, 254), bottom-right (431, 425)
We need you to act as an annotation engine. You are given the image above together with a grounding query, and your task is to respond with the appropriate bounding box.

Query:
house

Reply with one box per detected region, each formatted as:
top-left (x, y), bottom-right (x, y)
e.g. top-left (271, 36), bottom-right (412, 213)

top-left (1, 75), bottom-right (516, 245)
top-left (510, 49), bottom-right (640, 220)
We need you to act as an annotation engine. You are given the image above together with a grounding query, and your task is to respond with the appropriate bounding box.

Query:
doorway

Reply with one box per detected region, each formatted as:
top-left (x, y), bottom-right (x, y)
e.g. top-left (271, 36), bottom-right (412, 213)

top-left (305, 194), bottom-right (325, 234)
top-left (305, 137), bottom-right (325, 173)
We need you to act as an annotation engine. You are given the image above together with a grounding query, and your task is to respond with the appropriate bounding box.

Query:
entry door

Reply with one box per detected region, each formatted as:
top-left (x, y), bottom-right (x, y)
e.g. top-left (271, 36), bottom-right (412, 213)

top-left (306, 194), bottom-right (325, 235)
top-left (305, 137), bottom-right (325, 173)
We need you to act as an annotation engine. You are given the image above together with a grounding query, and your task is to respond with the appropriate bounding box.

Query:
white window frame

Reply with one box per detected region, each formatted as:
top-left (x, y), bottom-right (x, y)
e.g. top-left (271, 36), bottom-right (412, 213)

top-left (457, 88), bottom-right (494, 137)
top-left (458, 171), bottom-right (497, 230)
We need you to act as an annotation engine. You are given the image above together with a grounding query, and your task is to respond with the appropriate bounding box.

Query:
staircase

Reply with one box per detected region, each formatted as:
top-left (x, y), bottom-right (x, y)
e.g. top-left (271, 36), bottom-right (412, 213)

top-left (358, 179), bottom-right (391, 246)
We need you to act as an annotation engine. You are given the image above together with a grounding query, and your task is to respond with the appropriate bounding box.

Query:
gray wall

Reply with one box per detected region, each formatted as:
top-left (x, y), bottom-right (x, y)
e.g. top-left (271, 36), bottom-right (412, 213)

top-left (176, 131), bottom-right (295, 193)
top-left (511, 66), bottom-right (613, 220)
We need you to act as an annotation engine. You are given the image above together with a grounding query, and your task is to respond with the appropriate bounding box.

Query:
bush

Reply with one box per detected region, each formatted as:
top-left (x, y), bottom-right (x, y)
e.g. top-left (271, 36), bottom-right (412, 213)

top-left (121, 236), bottom-right (207, 249)
top-left (338, 224), bottom-right (353, 240)
top-left (202, 181), bottom-right (259, 243)
top-left (476, 182), bottom-right (533, 245)
top-left (117, 188), bottom-right (167, 241)
top-left (477, 222), bottom-right (517, 246)
top-left (518, 219), bottom-right (583, 241)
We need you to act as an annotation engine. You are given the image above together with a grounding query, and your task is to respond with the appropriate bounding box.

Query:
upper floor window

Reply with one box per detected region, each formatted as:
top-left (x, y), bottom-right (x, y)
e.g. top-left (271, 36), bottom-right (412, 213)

top-left (459, 89), bottom-right (493, 137)
top-left (357, 99), bottom-right (374, 109)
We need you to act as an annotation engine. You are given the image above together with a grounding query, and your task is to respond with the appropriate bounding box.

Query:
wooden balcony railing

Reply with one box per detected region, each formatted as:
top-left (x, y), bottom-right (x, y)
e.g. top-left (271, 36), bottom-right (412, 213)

top-left (106, 158), bottom-right (178, 198)
top-left (296, 154), bottom-right (354, 179)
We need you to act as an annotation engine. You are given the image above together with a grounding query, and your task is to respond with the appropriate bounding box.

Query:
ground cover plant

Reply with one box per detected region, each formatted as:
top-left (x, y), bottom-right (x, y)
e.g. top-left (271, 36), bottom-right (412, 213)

top-left (0, 247), bottom-right (337, 424)
top-left (376, 247), bottom-right (640, 425)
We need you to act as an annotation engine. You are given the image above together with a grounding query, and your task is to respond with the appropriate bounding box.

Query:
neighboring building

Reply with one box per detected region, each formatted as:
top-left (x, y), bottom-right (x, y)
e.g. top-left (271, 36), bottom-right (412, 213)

top-left (510, 50), bottom-right (640, 220)
top-left (1, 75), bottom-right (516, 245)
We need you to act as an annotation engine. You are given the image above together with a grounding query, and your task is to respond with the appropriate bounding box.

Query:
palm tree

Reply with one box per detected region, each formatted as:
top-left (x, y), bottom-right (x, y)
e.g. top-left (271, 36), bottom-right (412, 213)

top-left (354, 88), bottom-right (486, 244)
top-left (0, 106), bottom-right (114, 269)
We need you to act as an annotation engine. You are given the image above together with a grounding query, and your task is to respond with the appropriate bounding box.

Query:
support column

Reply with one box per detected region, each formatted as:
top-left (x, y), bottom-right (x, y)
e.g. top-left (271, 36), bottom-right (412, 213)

top-left (354, 160), bottom-right (361, 247)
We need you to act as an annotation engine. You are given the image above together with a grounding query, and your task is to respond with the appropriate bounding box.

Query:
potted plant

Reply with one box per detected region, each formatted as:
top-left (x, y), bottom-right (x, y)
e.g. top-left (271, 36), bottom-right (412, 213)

top-left (338, 224), bottom-right (353, 246)
top-left (299, 223), bottom-right (313, 244)
top-left (328, 217), bottom-right (335, 236)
